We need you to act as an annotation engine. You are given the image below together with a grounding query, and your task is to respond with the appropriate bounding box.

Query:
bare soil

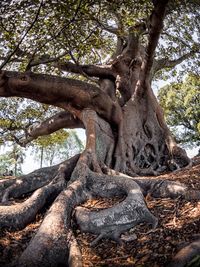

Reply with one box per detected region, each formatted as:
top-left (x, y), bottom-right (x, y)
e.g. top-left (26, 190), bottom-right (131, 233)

top-left (0, 157), bottom-right (200, 267)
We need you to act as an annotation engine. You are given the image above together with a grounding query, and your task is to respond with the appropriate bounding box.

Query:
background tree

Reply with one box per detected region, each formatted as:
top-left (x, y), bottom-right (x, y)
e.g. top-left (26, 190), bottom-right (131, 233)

top-left (32, 129), bottom-right (83, 167)
top-left (158, 73), bottom-right (200, 149)
top-left (0, 144), bottom-right (24, 176)
top-left (0, 1), bottom-right (200, 267)
top-left (0, 97), bottom-right (54, 144)
top-left (0, 97), bottom-right (83, 169)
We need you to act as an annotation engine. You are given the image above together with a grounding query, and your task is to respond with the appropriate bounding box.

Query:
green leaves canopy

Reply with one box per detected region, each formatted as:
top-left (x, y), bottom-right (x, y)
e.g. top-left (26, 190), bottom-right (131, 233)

top-left (158, 74), bottom-right (200, 147)
top-left (0, 0), bottom-right (199, 73)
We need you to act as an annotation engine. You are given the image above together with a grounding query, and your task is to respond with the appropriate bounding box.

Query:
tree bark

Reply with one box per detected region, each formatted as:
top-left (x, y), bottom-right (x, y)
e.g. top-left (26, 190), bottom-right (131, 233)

top-left (0, 2), bottom-right (198, 266)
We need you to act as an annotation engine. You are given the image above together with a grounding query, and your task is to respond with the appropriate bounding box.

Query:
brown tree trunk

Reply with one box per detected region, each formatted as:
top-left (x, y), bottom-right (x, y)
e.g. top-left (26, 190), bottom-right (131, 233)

top-left (0, 109), bottom-right (198, 267)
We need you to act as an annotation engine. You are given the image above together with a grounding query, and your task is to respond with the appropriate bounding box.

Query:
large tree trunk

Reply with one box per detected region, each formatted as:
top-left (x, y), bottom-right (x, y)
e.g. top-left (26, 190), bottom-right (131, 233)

top-left (0, 109), bottom-right (198, 267)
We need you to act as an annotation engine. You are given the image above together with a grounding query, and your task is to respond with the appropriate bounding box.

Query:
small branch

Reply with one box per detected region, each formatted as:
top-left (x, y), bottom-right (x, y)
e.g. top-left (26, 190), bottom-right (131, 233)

top-left (0, 0), bottom-right (43, 70)
top-left (153, 48), bottom-right (199, 75)
top-left (25, 0), bottom-right (83, 70)
top-left (93, 18), bottom-right (119, 35)
top-left (26, 51), bottom-right (69, 69)
top-left (163, 31), bottom-right (193, 49)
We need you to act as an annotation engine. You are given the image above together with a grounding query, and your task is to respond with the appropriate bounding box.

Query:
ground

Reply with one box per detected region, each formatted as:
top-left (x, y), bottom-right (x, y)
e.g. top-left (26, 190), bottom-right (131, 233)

top-left (0, 157), bottom-right (200, 267)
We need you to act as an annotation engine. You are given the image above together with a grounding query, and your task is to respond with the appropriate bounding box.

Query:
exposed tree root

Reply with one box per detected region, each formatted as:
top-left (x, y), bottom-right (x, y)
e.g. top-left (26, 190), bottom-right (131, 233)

top-left (0, 0), bottom-right (198, 266)
top-left (168, 239), bottom-right (200, 267)
top-left (0, 179), bottom-right (64, 230)
top-left (2, 159), bottom-right (200, 267)
top-left (10, 179), bottom-right (88, 267)
top-left (0, 154), bottom-right (79, 203)
top-left (0, 165), bottom-right (58, 203)
top-left (76, 171), bottom-right (158, 246)
top-left (1, 112), bottom-right (198, 267)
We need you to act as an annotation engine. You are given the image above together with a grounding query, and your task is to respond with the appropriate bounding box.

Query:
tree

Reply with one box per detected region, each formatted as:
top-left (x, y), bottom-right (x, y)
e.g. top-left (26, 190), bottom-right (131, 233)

top-left (32, 129), bottom-right (84, 167)
top-left (158, 73), bottom-right (200, 148)
top-left (0, 144), bottom-right (24, 176)
top-left (0, 1), bottom-right (200, 266)
top-left (0, 152), bottom-right (14, 176)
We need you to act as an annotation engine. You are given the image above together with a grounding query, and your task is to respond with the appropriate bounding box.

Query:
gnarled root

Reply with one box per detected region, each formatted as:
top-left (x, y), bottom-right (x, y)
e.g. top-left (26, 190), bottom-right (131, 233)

top-left (0, 155), bottom-right (79, 203)
top-left (0, 179), bottom-right (64, 230)
top-left (75, 170), bottom-right (158, 246)
top-left (11, 179), bottom-right (88, 267)
top-left (2, 162), bottom-right (200, 267)
top-left (1, 110), bottom-right (198, 267)
top-left (0, 166), bottom-right (57, 203)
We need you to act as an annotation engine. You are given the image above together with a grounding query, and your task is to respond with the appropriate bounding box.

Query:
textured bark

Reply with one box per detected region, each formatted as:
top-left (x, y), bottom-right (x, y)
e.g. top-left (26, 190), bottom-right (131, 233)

top-left (1, 111), bottom-right (198, 267)
top-left (76, 171), bottom-right (158, 246)
top-left (0, 2), bottom-right (198, 267)
top-left (12, 180), bottom-right (87, 267)
top-left (0, 165), bottom-right (57, 202)
top-left (0, 180), bottom-right (64, 230)
top-left (0, 154), bottom-right (79, 203)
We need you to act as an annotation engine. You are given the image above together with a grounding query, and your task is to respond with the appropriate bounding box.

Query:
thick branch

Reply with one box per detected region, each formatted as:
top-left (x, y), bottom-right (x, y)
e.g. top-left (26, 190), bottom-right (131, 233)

top-left (123, 23), bottom-right (146, 58)
top-left (0, 70), bottom-right (122, 126)
top-left (143, 0), bottom-right (169, 79)
top-left (56, 61), bottom-right (115, 79)
top-left (20, 111), bottom-right (84, 145)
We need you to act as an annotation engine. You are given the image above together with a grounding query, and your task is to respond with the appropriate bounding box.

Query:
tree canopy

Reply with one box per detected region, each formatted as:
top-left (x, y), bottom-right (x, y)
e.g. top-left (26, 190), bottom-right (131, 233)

top-left (0, 0), bottom-right (199, 75)
top-left (158, 73), bottom-right (200, 148)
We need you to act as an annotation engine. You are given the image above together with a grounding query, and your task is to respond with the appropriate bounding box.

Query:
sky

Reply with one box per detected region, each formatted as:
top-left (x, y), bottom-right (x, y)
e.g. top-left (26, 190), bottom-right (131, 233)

top-left (21, 129), bottom-right (198, 174)
top-left (21, 128), bottom-right (86, 174)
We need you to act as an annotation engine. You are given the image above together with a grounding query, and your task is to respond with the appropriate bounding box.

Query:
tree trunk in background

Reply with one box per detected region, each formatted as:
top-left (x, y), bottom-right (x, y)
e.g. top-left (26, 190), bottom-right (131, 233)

top-left (40, 147), bottom-right (43, 168)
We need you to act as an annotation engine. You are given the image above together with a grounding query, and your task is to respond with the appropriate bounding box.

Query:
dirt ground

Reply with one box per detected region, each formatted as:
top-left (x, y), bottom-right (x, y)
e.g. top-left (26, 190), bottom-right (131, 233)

top-left (0, 157), bottom-right (200, 267)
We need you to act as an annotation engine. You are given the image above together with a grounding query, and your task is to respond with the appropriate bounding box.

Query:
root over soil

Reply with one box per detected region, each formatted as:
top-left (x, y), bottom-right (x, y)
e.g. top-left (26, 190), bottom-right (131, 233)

top-left (0, 157), bottom-right (200, 267)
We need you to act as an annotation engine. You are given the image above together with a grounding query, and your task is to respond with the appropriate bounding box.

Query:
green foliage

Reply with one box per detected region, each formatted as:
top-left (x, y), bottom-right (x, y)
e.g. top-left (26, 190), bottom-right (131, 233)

top-left (158, 74), bottom-right (200, 147)
top-left (33, 129), bottom-right (69, 149)
top-left (32, 130), bottom-right (83, 167)
top-left (0, 144), bottom-right (24, 176)
top-left (0, 97), bottom-right (58, 144)
top-left (0, 0), bottom-right (199, 75)
top-left (0, 152), bottom-right (15, 175)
